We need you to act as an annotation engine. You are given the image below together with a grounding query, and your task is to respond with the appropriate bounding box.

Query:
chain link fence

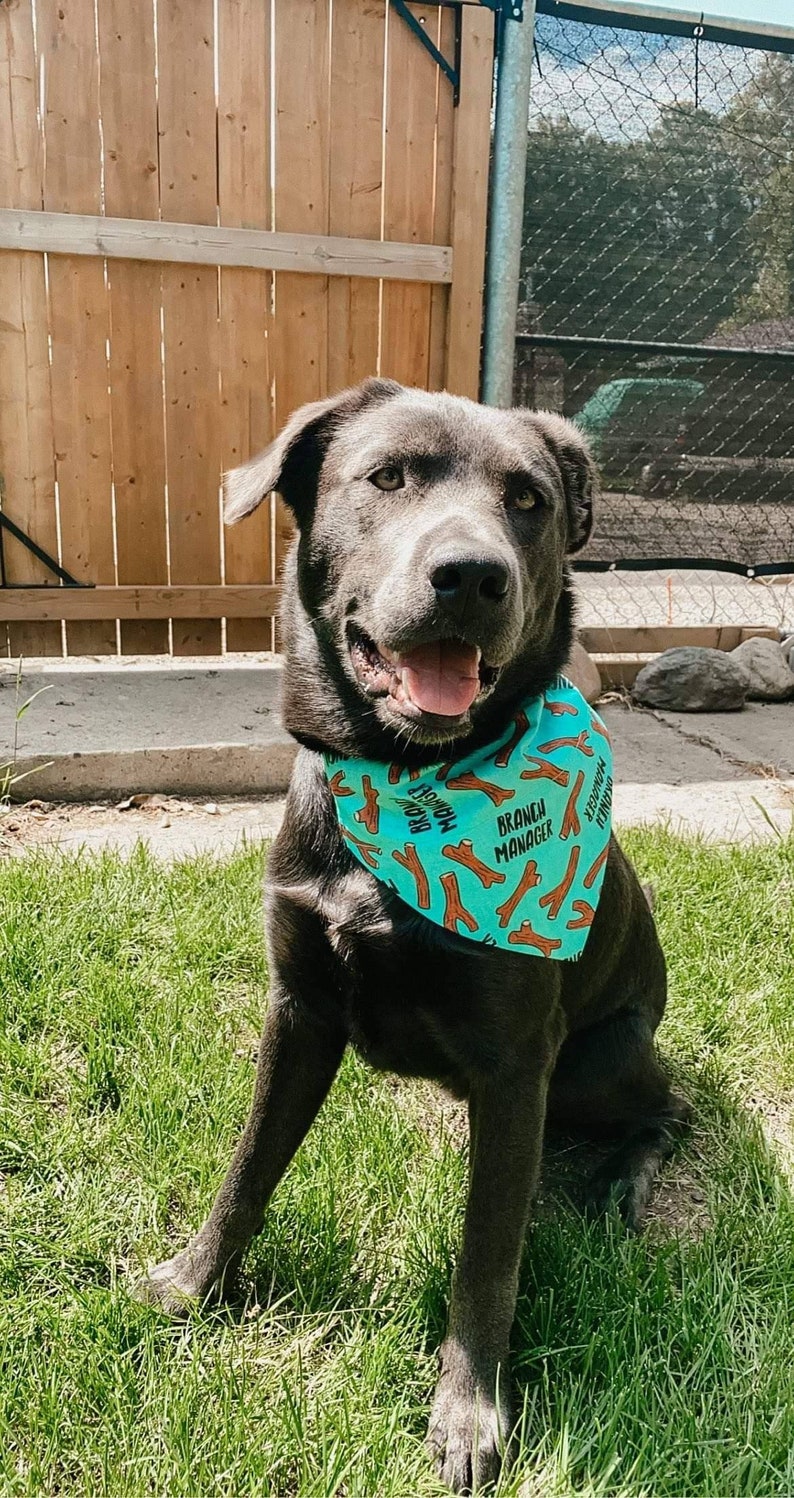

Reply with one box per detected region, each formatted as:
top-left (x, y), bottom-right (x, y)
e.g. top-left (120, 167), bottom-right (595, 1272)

top-left (518, 2), bottom-right (794, 633)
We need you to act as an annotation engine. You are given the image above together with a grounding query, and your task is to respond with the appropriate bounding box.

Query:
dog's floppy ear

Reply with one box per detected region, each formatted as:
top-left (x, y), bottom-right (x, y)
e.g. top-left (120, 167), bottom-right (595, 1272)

top-left (224, 377), bottom-right (403, 525)
top-left (531, 412), bottom-right (597, 554)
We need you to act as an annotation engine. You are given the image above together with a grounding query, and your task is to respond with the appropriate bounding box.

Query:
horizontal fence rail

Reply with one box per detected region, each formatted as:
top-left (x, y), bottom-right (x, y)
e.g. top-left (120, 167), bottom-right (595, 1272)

top-left (517, 333), bottom-right (794, 364)
top-left (0, 587), bottom-right (282, 621)
top-left (0, 210), bottom-right (453, 282)
top-left (0, 589), bottom-right (777, 661)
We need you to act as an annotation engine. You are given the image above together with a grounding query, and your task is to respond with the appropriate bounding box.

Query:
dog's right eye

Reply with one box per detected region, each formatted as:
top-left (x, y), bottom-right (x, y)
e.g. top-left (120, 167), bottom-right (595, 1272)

top-left (369, 465), bottom-right (404, 491)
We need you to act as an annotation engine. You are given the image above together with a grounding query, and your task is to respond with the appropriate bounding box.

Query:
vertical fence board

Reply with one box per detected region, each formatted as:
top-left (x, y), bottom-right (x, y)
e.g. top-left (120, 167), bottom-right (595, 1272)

top-left (98, 0), bottom-right (168, 655)
top-left (327, 0), bottom-right (386, 393)
top-left (39, 0), bottom-right (115, 655)
top-left (380, 3), bottom-right (438, 388)
top-left (272, 0), bottom-right (331, 591)
top-left (428, 5), bottom-right (455, 391)
top-left (445, 6), bottom-right (494, 398)
top-left (218, 0), bottom-right (273, 652)
top-left (0, 0), bottom-right (60, 657)
top-left (158, 0), bottom-right (221, 655)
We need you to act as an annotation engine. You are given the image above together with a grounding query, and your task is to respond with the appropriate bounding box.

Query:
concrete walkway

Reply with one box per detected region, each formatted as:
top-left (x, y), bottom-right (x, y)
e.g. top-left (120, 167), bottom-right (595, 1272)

top-left (2, 655), bottom-right (293, 798)
top-left (2, 655), bottom-right (792, 855)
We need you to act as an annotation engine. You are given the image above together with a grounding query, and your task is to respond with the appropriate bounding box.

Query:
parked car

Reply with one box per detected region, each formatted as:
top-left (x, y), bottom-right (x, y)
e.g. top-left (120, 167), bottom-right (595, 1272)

top-left (574, 378), bottom-right (705, 489)
top-left (574, 374), bottom-right (794, 503)
top-left (641, 377), bottom-right (794, 503)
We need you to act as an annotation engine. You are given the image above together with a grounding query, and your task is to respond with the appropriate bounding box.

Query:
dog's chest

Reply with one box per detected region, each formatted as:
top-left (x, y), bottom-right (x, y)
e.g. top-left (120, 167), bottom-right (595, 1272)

top-left (324, 871), bottom-right (550, 1090)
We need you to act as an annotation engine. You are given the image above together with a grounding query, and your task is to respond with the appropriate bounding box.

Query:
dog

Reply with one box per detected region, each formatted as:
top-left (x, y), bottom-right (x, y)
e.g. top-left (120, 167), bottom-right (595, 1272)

top-left (138, 379), bottom-right (689, 1492)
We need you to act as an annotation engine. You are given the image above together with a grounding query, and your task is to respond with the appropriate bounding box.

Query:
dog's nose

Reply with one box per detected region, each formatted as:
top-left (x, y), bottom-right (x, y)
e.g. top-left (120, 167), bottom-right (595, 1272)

top-left (429, 554), bottom-right (510, 615)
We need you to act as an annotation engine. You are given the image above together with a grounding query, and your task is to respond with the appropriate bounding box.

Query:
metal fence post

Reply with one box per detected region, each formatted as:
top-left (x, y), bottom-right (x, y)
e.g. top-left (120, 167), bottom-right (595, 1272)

top-left (481, 0), bottom-right (536, 408)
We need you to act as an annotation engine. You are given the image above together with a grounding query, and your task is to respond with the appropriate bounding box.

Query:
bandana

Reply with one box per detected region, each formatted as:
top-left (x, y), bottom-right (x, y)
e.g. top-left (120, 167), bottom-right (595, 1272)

top-left (324, 675), bottom-right (612, 960)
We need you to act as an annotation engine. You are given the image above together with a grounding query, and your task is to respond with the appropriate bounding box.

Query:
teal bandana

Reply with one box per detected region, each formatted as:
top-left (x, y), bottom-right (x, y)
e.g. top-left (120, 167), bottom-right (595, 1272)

top-left (324, 675), bottom-right (612, 959)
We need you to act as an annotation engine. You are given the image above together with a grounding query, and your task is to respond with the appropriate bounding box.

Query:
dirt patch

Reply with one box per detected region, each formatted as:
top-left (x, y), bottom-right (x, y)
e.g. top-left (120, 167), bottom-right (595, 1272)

top-left (0, 794), bottom-right (284, 860)
top-left (587, 490), bottom-right (794, 571)
top-left (745, 1091), bottom-right (794, 1186)
top-left (390, 1077), bottom-right (715, 1238)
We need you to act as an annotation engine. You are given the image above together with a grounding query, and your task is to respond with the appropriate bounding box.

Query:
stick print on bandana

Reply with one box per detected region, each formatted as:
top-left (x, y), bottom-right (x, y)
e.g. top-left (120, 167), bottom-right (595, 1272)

top-left (324, 675), bottom-right (613, 959)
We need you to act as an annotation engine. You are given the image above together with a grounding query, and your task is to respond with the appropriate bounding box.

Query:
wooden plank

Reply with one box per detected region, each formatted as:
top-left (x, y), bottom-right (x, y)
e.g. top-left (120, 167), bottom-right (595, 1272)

top-left (0, 0), bottom-right (60, 656)
top-left (445, 5), bottom-right (494, 398)
top-left (593, 657), bottom-right (644, 691)
top-left (157, 0), bottom-right (221, 654)
top-left (272, 0), bottom-right (332, 601)
top-left (579, 626), bottom-right (779, 654)
top-left (0, 210), bottom-right (452, 281)
top-left (327, 0), bottom-right (386, 393)
top-left (98, 0), bottom-right (168, 654)
top-left (38, 0), bottom-right (115, 654)
top-left (380, 2), bottom-right (439, 388)
top-left (218, 0), bottom-right (273, 652)
top-left (3, 599), bottom-right (782, 660)
top-left (0, 586), bottom-right (281, 622)
top-left (428, 4), bottom-right (456, 390)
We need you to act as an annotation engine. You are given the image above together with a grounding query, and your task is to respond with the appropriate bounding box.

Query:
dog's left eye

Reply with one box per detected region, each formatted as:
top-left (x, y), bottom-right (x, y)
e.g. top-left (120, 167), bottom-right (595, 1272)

top-left (369, 465), bottom-right (404, 491)
top-left (512, 487), bottom-right (541, 511)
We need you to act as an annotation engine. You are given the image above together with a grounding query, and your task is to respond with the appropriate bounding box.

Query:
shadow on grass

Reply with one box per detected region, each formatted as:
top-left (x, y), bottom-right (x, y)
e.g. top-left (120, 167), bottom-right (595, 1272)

top-left (228, 1225), bottom-right (378, 1327)
top-left (505, 1066), bottom-right (794, 1495)
top-left (209, 1058), bottom-right (794, 1495)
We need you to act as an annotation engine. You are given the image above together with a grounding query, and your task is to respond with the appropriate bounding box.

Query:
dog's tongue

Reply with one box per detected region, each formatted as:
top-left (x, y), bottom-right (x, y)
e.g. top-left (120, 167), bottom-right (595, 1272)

top-left (397, 641), bottom-right (480, 716)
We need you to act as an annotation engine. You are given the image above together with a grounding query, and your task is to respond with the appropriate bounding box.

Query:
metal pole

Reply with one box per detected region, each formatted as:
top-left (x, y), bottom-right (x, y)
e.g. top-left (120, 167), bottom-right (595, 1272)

top-left (481, 1), bottom-right (536, 408)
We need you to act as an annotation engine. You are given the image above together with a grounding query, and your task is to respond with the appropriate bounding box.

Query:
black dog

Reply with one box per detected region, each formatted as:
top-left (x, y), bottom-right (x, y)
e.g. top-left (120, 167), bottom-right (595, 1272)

top-left (139, 380), bottom-right (689, 1491)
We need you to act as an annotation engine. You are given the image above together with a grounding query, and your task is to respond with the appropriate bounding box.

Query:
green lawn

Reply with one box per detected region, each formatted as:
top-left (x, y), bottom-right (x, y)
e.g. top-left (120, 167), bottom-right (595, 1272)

top-left (1, 832), bottom-right (793, 1497)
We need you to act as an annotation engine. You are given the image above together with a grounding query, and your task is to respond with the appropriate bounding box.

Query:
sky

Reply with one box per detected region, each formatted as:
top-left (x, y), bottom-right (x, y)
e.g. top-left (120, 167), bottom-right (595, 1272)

top-left (573, 0), bottom-right (794, 37)
top-left (531, 5), bottom-right (780, 140)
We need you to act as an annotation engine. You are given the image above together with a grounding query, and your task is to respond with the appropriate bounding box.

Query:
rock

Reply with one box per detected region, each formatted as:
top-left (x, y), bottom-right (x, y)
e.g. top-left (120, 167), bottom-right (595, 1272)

top-left (730, 637), bottom-right (794, 702)
top-left (632, 647), bottom-right (750, 712)
top-left (565, 641), bottom-right (602, 704)
top-left (782, 634), bottom-right (794, 675)
top-left (115, 791), bottom-right (162, 811)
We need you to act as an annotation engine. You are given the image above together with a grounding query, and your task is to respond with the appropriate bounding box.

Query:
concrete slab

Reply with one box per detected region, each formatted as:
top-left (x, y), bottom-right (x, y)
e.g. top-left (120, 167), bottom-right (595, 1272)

top-left (649, 703), bottom-right (794, 778)
top-left (599, 702), bottom-right (750, 784)
top-left (1, 655), bottom-right (296, 798)
top-left (600, 700), bottom-right (794, 839)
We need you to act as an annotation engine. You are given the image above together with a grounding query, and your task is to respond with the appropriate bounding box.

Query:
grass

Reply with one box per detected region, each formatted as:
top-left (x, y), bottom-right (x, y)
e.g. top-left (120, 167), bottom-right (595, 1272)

top-left (1, 831), bottom-right (793, 1497)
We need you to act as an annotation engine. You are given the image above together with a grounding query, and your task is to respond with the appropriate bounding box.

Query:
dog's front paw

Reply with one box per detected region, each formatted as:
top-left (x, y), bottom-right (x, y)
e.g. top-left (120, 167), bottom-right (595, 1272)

top-left (133, 1242), bottom-right (230, 1317)
top-left (427, 1365), bottom-right (510, 1493)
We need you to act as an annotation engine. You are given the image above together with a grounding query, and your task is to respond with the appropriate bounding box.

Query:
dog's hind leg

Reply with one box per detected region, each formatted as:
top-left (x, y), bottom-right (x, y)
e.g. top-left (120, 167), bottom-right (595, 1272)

top-left (549, 1010), bottom-right (691, 1232)
top-left (135, 989), bottom-right (346, 1314)
top-left (585, 1099), bottom-right (691, 1231)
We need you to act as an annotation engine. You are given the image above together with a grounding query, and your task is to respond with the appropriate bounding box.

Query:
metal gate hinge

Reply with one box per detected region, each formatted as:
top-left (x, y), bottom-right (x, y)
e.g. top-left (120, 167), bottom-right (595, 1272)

top-left (481, 1), bottom-right (524, 19)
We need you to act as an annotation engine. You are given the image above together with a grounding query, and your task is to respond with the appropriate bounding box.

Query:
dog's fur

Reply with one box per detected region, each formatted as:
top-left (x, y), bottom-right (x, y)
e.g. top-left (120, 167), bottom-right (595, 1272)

top-left (139, 380), bottom-right (689, 1492)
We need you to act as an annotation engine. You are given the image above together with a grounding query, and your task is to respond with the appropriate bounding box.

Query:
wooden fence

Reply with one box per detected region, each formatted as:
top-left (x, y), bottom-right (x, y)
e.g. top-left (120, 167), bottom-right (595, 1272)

top-left (0, 0), bottom-right (494, 657)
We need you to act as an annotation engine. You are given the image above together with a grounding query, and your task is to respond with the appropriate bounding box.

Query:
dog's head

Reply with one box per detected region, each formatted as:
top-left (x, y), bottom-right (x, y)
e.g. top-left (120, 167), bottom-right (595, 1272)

top-left (225, 379), bottom-right (596, 759)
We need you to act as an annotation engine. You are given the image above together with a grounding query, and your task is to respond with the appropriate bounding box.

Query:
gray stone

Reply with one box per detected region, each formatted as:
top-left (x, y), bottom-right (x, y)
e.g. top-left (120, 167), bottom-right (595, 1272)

top-left (730, 637), bottom-right (794, 702)
top-left (632, 647), bottom-right (750, 712)
top-left (565, 641), bottom-right (602, 704)
top-left (782, 635), bottom-right (794, 675)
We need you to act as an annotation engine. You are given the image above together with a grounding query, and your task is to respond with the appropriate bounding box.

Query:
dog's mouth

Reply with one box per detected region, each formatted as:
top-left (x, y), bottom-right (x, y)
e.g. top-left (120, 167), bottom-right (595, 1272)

top-left (347, 626), bottom-right (501, 722)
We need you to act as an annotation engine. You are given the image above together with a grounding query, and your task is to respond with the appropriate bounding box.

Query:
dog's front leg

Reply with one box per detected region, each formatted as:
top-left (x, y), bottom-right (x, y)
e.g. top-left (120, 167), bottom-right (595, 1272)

top-left (428, 1053), bottom-right (553, 1492)
top-left (136, 987), bottom-right (346, 1314)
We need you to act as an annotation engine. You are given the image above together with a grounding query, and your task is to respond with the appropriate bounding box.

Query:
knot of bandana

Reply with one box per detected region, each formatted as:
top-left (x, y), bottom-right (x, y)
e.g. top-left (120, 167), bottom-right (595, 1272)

top-left (324, 675), bottom-right (613, 959)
